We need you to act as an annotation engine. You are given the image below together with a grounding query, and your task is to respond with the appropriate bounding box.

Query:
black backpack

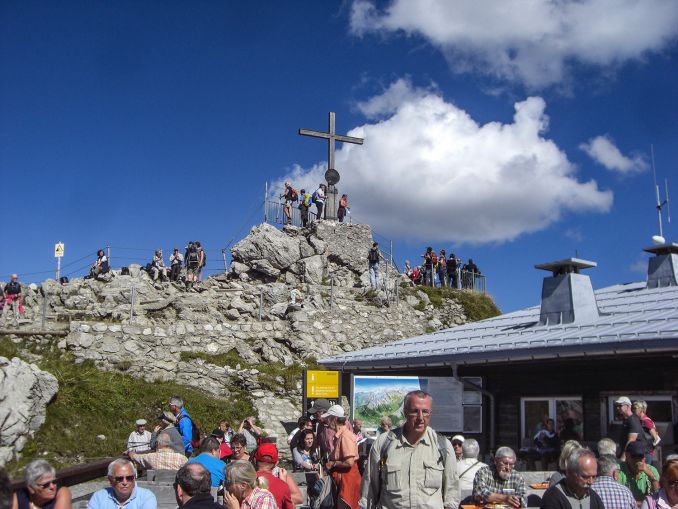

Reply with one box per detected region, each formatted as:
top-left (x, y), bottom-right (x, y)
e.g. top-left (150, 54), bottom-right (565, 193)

top-left (368, 248), bottom-right (379, 263)
top-left (187, 249), bottom-right (199, 268)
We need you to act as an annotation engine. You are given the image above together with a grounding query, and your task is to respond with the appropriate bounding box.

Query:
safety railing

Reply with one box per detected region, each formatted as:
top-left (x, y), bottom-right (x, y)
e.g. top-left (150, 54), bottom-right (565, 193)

top-left (407, 268), bottom-right (487, 294)
top-left (264, 200), bottom-right (317, 228)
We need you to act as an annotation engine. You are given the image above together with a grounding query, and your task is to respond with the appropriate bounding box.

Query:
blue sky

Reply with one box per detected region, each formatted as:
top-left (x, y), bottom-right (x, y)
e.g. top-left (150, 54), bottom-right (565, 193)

top-left (1, 0), bottom-right (677, 313)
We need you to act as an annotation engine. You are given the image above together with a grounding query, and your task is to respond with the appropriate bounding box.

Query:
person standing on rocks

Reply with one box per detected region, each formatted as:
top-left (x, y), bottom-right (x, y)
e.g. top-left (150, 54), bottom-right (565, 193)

top-left (338, 194), bottom-right (348, 223)
top-left (169, 396), bottom-right (194, 457)
top-left (313, 183), bottom-right (326, 221)
top-left (2, 273), bottom-right (23, 326)
top-left (368, 242), bottom-right (381, 290)
top-left (280, 182), bottom-right (297, 225)
top-left (169, 248), bottom-right (183, 282)
top-left (298, 189), bottom-right (311, 227)
top-left (184, 243), bottom-right (200, 291)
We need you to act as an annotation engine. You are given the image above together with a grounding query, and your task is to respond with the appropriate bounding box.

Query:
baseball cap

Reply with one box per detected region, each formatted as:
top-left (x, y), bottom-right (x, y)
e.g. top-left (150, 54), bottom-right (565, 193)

top-left (136, 419), bottom-right (147, 426)
top-left (307, 398), bottom-right (331, 414)
top-left (321, 405), bottom-right (345, 419)
top-left (452, 435), bottom-right (465, 443)
top-left (615, 396), bottom-right (632, 406)
top-left (158, 411), bottom-right (176, 423)
top-left (255, 443), bottom-right (279, 464)
top-left (626, 441), bottom-right (646, 457)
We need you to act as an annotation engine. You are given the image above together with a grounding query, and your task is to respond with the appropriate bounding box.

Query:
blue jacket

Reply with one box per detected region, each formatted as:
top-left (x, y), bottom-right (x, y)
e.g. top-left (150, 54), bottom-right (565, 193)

top-left (176, 407), bottom-right (193, 453)
top-left (187, 454), bottom-right (226, 487)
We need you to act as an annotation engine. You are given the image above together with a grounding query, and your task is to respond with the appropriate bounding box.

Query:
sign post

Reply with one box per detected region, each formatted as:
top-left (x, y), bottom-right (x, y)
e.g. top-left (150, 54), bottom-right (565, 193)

top-left (303, 369), bottom-right (341, 414)
top-left (54, 242), bottom-right (65, 281)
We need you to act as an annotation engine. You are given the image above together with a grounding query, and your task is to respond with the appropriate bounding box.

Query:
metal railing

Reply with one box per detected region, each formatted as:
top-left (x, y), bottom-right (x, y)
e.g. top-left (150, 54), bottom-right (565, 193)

top-left (264, 200), bottom-right (318, 228)
top-left (407, 268), bottom-right (487, 294)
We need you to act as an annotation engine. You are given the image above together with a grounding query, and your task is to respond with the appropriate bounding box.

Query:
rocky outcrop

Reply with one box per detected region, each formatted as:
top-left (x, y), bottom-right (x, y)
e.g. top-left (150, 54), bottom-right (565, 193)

top-left (0, 356), bottom-right (59, 467)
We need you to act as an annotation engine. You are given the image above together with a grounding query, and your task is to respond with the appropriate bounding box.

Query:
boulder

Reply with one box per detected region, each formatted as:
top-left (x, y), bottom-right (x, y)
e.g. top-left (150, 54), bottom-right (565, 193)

top-left (231, 223), bottom-right (301, 270)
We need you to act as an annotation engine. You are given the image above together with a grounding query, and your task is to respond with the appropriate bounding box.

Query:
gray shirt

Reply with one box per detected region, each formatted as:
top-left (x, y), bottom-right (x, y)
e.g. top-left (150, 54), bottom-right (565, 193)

top-left (150, 425), bottom-right (184, 454)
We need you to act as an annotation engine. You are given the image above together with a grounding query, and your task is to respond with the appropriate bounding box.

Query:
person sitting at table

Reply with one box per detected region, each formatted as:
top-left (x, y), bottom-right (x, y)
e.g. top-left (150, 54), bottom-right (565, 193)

top-left (473, 446), bottom-right (527, 508)
top-left (457, 438), bottom-right (487, 492)
top-left (12, 459), bottom-right (72, 509)
top-left (640, 457), bottom-right (678, 509)
top-left (549, 440), bottom-right (582, 487)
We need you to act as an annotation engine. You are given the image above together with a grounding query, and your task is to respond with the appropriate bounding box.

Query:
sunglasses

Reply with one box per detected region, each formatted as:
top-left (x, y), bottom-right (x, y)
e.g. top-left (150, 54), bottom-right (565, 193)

top-left (38, 480), bottom-right (57, 489)
top-left (452, 441), bottom-right (463, 446)
top-left (113, 475), bottom-right (136, 483)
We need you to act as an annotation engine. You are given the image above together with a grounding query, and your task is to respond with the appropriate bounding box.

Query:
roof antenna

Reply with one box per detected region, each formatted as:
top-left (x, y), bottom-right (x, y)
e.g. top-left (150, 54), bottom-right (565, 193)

top-left (651, 145), bottom-right (671, 245)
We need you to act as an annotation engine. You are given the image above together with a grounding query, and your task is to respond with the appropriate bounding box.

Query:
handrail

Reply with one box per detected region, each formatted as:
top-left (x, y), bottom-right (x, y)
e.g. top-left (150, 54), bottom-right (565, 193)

top-left (10, 457), bottom-right (115, 490)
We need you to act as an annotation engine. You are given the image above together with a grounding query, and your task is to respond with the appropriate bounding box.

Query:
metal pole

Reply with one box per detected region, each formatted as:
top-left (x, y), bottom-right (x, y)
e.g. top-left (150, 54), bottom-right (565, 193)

top-left (56, 256), bottom-right (61, 282)
top-left (264, 182), bottom-right (269, 223)
top-left (129, 285), bottom-right (136, 322)
top-left (258, 288), bottom-right (264, 321)
top-left (396, 281), bottom-right (399, 307)
top-left (221, 249), bottom-right (228, 273)
top-left (106, 245), bottom-right (111, 268)
top-left (330, 278), bottom-right (334, 308)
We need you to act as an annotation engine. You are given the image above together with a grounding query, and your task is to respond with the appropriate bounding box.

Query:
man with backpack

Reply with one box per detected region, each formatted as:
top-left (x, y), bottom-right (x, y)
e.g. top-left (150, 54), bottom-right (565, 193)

top-left (169, 395), bottom-right (196, 457)
top-left (368, 242), bottom-right (381, 289)
top-left (360, 390), bottom-right (459, 509)
top-left (2, 274), bottom-right (23, 326)
top-left (312, 184), bottom-right (326, 221)
top-left (298, 189), bottom-right (311, 227)
top-left (184, 243), bottom-right (200, 290)
top-left (281, 182), bottom-right (298, 225)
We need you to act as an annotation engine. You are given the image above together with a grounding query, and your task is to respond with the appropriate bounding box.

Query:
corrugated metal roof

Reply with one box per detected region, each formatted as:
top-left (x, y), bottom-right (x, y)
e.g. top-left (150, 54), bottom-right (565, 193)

top-left (319, 281), bottom-right (678, 369)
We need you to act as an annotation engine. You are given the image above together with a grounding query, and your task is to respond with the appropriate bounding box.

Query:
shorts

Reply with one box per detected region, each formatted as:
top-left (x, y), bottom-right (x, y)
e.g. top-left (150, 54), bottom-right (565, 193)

top-left (187, 265), bottom-right (199, 276)
top-left (285, 199), bottom-right (292, 207)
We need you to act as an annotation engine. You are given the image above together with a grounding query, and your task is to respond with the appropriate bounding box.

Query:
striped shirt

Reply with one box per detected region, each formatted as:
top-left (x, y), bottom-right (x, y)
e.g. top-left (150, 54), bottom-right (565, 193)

top-left (592, 475), bottom-right (636, 509)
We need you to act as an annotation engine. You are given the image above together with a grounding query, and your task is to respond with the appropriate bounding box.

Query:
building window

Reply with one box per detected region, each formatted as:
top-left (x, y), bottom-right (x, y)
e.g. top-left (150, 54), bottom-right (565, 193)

top-left (463, 377), bottom-right (483, 433)
top-left (607, 395), bottom-right (674, 424)
top-left (521, 397), bottom-right (583, 441)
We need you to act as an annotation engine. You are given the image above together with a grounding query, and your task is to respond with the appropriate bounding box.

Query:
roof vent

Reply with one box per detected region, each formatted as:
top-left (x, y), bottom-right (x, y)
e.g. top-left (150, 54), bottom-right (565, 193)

top-left (535, 258), bottom-right (599, 326)
top-left (643, 242), bottom-right (678, 288)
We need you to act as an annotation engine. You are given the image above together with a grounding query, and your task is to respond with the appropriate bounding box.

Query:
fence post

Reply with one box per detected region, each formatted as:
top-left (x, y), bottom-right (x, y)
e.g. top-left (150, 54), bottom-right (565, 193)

top-left (221, 249), bottom-right (228, 273)
top-left (41, 295), bottom-right (47, 329)
top-left (258, 288), bottom-right (263, 321)
top-left (330, 278), bottom-right (334, 308)
top-left (264, 182), bottom-right (269, 223)
top-left (129, 285), bottom-right (136, 323)
top-left (106, 245), bottom-right (111, 267)
top-left (396, 281), bottom-right (399, 307)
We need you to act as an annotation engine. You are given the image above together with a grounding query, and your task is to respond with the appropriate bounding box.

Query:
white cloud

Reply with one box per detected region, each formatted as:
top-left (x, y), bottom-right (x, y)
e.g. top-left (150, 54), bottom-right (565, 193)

top-left (350, 0), bottom-right (678, 89)
top-left (564, 228), bottom-right (584, 242)
top-left (580, 135), bottom-right (648, 174)
top-left (276, 79), bottom-right (613, 244)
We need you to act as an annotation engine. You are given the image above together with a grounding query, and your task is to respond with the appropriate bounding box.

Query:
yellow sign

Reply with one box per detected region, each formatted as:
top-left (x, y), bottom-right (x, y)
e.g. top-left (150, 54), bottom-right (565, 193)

top-left (54, 242), bottom-right (65, 258)
top-left (306, 370), bottom-right (340, 398)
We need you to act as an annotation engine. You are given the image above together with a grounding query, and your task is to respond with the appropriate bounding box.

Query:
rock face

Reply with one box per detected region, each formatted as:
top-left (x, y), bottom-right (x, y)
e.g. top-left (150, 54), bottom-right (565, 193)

top-left (2, 221), bottom-right (488, 459)
top-left (0, 356), bottom-right (59, 467)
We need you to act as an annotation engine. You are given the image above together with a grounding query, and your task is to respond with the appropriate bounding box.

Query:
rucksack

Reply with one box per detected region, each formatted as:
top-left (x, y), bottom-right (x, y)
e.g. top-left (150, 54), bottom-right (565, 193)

top-left (311, 190), bottom-right (318, 204)
top-left (311, 474), bottom-right (337, 509)
top-left (187, 249), bottom-right (199, 268)
top-left (199, 250), bottom-right (206, 268)
top-left (431, 252), bottom-right (438, 265)
top-left (290, 188), bottom-right (298, 202)
top-left (438, 256), bottom-right (446, 268)
top-left (176, 414), bottom-right (201, 447)
top-left (303, 194), bottom-right (312, 207)
top-left (368, 248), bottom-right (379, 263)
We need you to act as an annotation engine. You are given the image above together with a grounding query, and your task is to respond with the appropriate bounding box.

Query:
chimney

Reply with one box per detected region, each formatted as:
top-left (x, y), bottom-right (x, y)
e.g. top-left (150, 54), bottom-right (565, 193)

top-left (535, 258), bottom-right (599, 326)
top-left (643, 242), bottom-right (678, 288)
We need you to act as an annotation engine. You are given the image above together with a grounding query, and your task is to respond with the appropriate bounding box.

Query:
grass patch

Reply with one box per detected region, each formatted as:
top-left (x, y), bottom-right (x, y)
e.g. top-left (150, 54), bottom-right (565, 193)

top-left (414, 301), bottom-right (426, 312)
top-left (1, 337), bottom-right (253, 476)
top-left (408, 287), bottom-right (500, 321)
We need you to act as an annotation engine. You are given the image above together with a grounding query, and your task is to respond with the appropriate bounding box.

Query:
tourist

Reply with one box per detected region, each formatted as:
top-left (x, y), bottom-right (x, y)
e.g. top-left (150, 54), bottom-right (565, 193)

top-left (473, 447), bottom-right (526, 508)
top-left (615, 396), bottom-right (651, 459)
top-left (462, 258), bottom-right (480, 289)
top-left (368, 242), bottom-right (381, 290)
top-left (338, 194), bottom-right (348, 222)
top-left (423, 247), bottom-right (435, 287)
top-left (617, 441), bottom-right (659, 503)
top-left (229, 434), bottom-right (250, 462)
top-left (129, 432), bottom-right (187, 471)
top-left (591, 454), bottom-right (636, 509)
top-left (254, 443), bottom-right (294, 509)
top-left (280, 182), bottom-right (296, 225)
top-left (173, 463), bottom-right (222, 509)
top-left (2, 274), bottom-right (22, 326)
top-left (222, 461), bottom-right (277, 509)
top-left (238, 417), bottom-right (262, 452)
top-left (323, 405), bottom-right (361, 509)
top-left (549, 440), bottom-right (582, 487)
top-left (287, 416), bottom-right (313, 454)
top-left (352, 419), bottom-right (364, 442)
top-left (596, 438), bottom-right (618, 458)
top-left (377, 416), bottom-right (392, 435)
top-left (169, 248), bottom-right (183, 282)
top-left (533, 419), bottom-right (560, 470)
top-left (451, 434), bottom-right (465, 460)
top-left (149, 250), bottom-right (168, 282)
top-left (540, 449), bottom-right (603, 509)
top-left (218, 420), bottom-right (236, 446)
top-left (169, 396), bottom-right (194, 456)
top-left (437, 249), bottom-right (447, 287)
top-left (184, 243), bottom-right (200, 290)
top-left (210, 428), bottom-right (233, 461)
top-left (186, 437), bottom-right (226, 488)
top-left (362, 390), bottom-right (459, 509)
top-left (87, 458), bottom-right (156, 509)
top-left (448, 253), bottom-right (459, 289)
top-left (127, 419), bottom-right (152, 453)
top-left (640, 458), bottom-right (678, 509)
top-left (313, 183), bottom-right (326, 221)
top-left (457, 438), bottom-right (487, 492)
top-left (298, 188), bottom-right (311, 227)
top-left (293, 429), bottom-right (319, 473)
top-left (195, 242), bottom-right (206, 282)
top-left (307, 398), bottom-right (334, 458)
top-left (13, 460), bottom-right (72, 509)
top-left (89, 250), bottom-right (109, 280)
top-left (633, 400), bottom-right (662, 459)
top-left (150, 411), bottom-right (184, 453)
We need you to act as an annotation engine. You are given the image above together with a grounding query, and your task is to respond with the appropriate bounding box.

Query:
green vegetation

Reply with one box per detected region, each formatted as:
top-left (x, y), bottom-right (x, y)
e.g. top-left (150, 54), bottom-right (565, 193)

top-left (1, 337), bottom-right (253, 477)
top-left (408, 287), bottom-right (500, 321)
top-left (180, 350), bottom-right (324, 394)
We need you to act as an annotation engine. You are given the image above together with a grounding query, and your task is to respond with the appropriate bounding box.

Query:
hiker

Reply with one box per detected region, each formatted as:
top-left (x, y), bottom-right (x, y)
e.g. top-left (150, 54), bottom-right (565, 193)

top-left (186, 437), bottom-right (226, 488)
top-left (90, 249), bottom-right (110, 279)
top-left (313, 184), bottom-right (326, 221)
top-left (195, 242), bottom-right (206, 282)
top-left (169, 248), bottom-right (183, 282)
top-left (298, 188), bottom-right (311, 227)
top-left (368, 242), bottom-right (381, 289)
top-left (338, 194), bottom-right (348, 223)
top-left (184, 243), bottom-right (200, 290)
top-left (2, 274), bottom-right (23, 326)
top-left (169, 396), bottom-right (194, 456)
top-left (127, 419), bottom-right (152, 453)
top-left (281, 182), bottom-right (297, 225)
top-left (437, 249), bottom-right (447, 288)
top-left (150, 250), bottom-right (168, 282)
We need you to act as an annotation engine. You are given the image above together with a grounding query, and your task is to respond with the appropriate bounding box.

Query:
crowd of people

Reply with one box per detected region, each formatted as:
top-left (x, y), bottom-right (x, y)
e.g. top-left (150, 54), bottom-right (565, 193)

top-left (280, 182), bottom-right (349, 226)
top-left (402, 247), bottom-right (482, 290)
top-left (1, 391), bottom-right (677, 509)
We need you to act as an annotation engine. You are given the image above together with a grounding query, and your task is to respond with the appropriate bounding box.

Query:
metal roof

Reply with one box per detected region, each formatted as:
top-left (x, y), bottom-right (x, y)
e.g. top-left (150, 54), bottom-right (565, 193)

top-left (319, 281), bottom-right (678, 370)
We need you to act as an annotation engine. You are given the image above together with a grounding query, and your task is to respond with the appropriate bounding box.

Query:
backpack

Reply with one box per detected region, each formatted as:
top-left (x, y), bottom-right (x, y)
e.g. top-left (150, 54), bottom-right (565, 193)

top-left (311, 474), bottom-right (337, 509)
top-left (290, 188), bottom-right (298, 202)
top-left (431, 252), bottom-right (438, 266)
top-left (368, 248), bottom-right (379, 263)
top-left (438, 256), bottom-right (446, 268)
top-left (176, 414), bottom-right (201, 448)
top-left (199, 250), bottom-right (206, 268)
top-left (187, 249), bottom-right (199, 268)
top-left (311, 190), bottom-right (318, 204)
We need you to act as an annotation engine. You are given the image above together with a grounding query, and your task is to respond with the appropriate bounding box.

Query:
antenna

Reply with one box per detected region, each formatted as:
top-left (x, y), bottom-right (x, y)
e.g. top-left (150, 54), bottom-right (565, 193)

top-left (650, 145), bottom-right (670, 244)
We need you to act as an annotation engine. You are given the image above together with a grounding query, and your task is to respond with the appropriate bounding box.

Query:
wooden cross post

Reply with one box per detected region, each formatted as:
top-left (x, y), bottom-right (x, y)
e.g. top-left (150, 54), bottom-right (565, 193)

top-left (299, 112), bottom-right (363, 220)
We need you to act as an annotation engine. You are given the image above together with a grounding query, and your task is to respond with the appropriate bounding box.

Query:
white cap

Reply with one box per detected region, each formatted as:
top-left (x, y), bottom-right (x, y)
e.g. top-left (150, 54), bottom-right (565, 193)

top-left (321, 405), bottom-right (345, 419)
top-left (615, 396), bottom-right (632, 406)
top-left (136, 419), bottom-right (147, 426)
top-left (452, 435), bottom-right (465, 443)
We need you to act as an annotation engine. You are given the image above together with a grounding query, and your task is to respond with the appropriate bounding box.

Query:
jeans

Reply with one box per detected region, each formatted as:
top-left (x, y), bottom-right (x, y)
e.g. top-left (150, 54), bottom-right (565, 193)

top-left (369, 262), bottom-right (380, 289)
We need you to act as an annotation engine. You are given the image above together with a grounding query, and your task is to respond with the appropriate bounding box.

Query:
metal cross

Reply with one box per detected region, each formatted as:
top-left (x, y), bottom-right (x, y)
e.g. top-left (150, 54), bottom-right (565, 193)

top-left (299, 112), bottom-right (364, 171)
